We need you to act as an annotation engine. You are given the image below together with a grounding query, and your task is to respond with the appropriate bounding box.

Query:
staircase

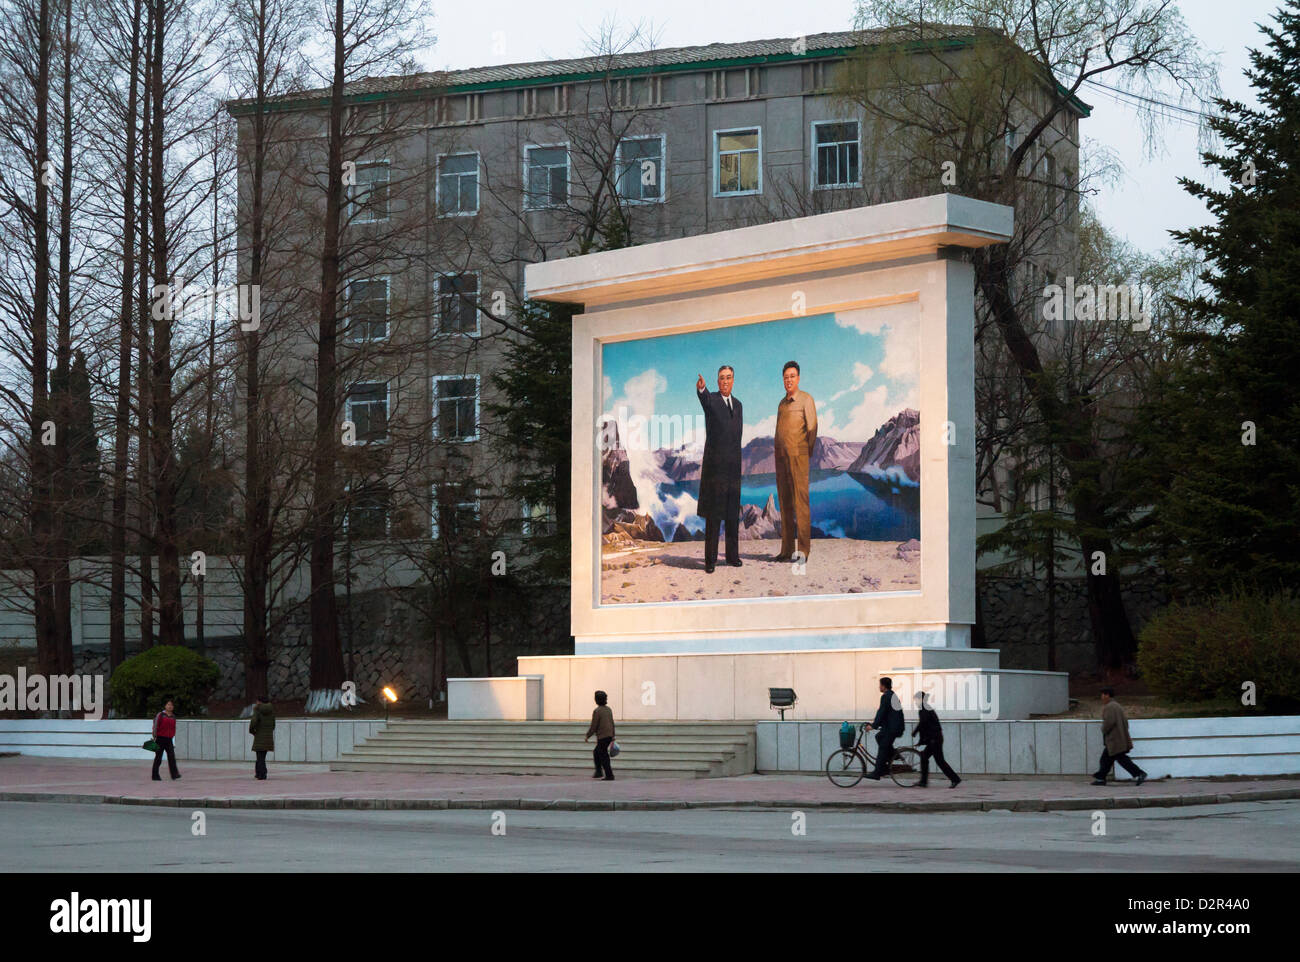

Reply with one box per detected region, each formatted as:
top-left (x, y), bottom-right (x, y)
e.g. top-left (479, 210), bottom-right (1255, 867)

top-left (329, 721), bottom-right (756, 778)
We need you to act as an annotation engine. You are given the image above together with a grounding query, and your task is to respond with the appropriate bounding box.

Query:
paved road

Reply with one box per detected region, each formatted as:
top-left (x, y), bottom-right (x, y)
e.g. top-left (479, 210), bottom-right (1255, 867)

top-left (3, 799), bottom-right (1297, 872)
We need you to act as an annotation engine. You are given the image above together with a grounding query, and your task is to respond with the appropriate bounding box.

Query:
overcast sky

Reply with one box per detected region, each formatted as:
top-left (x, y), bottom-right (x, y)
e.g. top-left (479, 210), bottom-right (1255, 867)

top-left (425, 1), bottom-right (1274, 257)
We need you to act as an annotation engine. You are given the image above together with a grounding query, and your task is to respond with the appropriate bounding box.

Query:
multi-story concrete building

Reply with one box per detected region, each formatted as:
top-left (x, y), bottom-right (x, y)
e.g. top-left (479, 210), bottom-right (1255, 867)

top-left (232, 26), bottom-right (1087, 559)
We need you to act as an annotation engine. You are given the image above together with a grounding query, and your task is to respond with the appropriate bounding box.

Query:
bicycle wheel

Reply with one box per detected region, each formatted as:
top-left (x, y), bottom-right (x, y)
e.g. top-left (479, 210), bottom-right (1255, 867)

top-left (826, 749), bottom-right (866, 787)
top-left (890, 747), bottom-right (924, 787)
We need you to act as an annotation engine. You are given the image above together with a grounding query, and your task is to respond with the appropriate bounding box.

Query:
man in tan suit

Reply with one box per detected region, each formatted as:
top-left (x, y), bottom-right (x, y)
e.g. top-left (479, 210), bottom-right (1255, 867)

top-left (1091, 687), bottom-right (1147, 785)
top-left (773, 360), bottom-right (817, 561)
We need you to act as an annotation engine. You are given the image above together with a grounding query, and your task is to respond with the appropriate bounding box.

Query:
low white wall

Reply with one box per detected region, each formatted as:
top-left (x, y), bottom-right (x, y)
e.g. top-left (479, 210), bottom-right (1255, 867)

top-left (0, 720), bottom-right (155, 760)
top-left (1130, 716), bottom-right (1300, 778)
top-left (757, 716), bottom-right (1300, 777)
top-left (0, 718), bottom-right (385, 762)
top-left (517, 650), bottom-right (1067, 720)
top-left (448, 676), bottom-right (542, 721)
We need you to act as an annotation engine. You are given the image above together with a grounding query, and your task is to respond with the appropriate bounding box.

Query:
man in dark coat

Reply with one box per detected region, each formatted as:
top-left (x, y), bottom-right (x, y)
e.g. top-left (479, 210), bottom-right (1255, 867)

top-left (913, 691), bottom-right (960, 788)
top-left (863, 676), bottom-right (905, 780)
top-left (695, 366), bottom-right (744, 573)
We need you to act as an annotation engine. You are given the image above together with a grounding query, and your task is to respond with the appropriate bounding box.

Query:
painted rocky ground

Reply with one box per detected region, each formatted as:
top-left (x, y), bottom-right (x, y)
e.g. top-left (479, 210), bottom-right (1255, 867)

top-left (600, 536), bottom-right (920, 604)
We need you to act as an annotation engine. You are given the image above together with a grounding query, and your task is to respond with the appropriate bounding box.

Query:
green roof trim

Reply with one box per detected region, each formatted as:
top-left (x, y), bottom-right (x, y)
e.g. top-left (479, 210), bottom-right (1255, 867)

top-left (227, 33), bottom-right (1090, 119)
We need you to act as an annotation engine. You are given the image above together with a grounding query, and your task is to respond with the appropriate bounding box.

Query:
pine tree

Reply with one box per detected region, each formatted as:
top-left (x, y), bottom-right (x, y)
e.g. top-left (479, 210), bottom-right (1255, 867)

top-left (489, 300), bottom-right (576, 584)
top-left (1149, 0), bottom-right (1300, 596)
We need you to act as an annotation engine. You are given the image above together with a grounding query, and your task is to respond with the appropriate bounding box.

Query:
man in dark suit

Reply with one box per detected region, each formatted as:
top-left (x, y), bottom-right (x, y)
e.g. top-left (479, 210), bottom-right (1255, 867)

top-left (695, 366), bottom-right (744, 573)
top-left (862, 676), bottom-right (905, 780)
top-left (913, 691), bottom-right (961, 788)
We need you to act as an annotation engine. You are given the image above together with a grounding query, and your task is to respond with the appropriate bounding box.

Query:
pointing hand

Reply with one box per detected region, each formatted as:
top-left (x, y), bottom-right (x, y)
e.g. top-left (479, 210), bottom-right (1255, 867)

top-left (697, 374), bottom-right (706, 392)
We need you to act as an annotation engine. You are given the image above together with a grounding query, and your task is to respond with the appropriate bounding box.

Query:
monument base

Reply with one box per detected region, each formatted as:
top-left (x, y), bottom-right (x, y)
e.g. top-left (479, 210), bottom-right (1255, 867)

top-left (512, 646), bottom-right (1067, 722)
top-left (572, 624), bottom-right (972, 655)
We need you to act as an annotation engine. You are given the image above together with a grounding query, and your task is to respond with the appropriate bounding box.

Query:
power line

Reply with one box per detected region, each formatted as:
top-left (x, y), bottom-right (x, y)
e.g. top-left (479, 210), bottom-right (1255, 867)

top-left (1081, 78), bottom-right (1215, 123)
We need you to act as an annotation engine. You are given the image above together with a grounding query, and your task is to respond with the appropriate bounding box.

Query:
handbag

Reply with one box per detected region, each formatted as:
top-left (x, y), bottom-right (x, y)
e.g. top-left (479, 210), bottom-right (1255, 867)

top-left (608, 740), bottom-right (621, 757)
top-left (142, 738), bottom-right (158, 753)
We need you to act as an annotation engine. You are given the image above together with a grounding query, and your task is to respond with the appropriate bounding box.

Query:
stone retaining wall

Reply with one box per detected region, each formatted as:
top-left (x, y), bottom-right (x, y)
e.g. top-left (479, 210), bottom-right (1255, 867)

top-left (16, 574), bottom-right (1166, 707)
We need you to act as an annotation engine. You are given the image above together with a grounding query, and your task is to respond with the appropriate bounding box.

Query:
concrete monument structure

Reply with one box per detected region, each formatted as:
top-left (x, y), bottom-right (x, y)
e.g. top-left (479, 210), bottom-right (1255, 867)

top-left (467, 194), bottom-right (1067, 720)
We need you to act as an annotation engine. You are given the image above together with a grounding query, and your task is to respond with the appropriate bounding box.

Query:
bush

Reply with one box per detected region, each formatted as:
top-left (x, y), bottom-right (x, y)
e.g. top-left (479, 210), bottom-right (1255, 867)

top-left (1138, 591), bottom-right (1300, 712)
top-left (110, 646), bottom-right (220, 718)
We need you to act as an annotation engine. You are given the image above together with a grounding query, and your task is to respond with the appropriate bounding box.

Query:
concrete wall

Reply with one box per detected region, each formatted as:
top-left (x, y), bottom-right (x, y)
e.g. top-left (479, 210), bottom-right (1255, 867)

top-left (756, 716), bottom-right (1300, 777)
top-left (1129, 716), bottom-right (1300, 778)
top-left (979, 573), bottom-right (1169, 674)
top-left (0, 719), bottom-right (385, 762)
top-left (448, 676), bottom-right (542, 720)
top-left (517, 649), bottom-right (1067, 720)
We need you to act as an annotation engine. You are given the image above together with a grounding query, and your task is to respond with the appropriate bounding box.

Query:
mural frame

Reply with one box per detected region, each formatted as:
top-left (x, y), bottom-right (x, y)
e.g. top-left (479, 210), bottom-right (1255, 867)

top-left (569, 256), bottom-right (976, 650)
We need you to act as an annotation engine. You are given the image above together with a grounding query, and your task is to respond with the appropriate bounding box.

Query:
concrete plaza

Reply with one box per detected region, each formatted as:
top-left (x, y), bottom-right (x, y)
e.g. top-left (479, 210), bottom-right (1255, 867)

top-left (2, 756), bottom-right (1298, 813)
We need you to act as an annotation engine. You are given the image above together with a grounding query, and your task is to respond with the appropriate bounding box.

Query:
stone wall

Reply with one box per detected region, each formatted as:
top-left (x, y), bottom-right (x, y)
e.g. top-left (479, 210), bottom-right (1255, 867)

top-left (978, 573), bottom-right (1167, 674)
top-left (33, 574), bottom-right (1163, 704)
top-left (63, 583), bottom-right (571, 707)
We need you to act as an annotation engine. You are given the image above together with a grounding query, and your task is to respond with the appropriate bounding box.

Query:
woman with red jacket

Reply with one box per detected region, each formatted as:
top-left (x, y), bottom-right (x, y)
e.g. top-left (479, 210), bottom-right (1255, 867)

top-left (151, 699), bottom-right (181, 781)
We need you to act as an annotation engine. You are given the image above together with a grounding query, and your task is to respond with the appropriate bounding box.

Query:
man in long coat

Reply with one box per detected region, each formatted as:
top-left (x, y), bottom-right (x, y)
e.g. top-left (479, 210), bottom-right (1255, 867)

top-left (695, 366), bottom-right (744, 573)
top-left (1091, 687), bottom-right (1147, 785)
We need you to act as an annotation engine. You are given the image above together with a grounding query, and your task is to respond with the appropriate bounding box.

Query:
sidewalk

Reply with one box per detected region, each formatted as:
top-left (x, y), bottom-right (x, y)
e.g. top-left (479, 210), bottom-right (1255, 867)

top-left (2, 756), bottom-right (1297, 813)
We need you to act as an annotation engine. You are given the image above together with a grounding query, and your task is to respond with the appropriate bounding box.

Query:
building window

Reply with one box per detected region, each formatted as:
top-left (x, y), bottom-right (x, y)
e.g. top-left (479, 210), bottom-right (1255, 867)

top-left (346, 381), bottom-right (388, 443)
top-left (432, 486), bottom-right (481, 540)
top-left (438, 153), bottom-right (479, 216)
top-left (524, 144), bottom-right (568, 209)
top-left (1042, 151), bottom-right (1058, 207)
top-left (345, 484), bottom-right (390, 540)
top-left (346, 276), bottom-right (388, 342)
top-left (617, 135), bottom-right (664, 202)
top-left (812, 121), bottom-right (860, 188)
top-left (436, 273), bottom-right (479, 335)
top-left (521, 501), bottom-right (553, 537)
top-left (432, 374), bottom-right (479, 441)
top-left (1004, 126), bottom-right (1018, 167)
top-left (714, 127), bottom-right (761, 196)
top-left (350, 160), bottom-right (390, 223)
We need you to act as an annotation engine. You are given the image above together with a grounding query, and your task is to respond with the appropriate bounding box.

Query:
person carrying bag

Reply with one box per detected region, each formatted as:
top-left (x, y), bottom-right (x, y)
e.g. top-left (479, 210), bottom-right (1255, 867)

top-left (150, 699), bottom-right (181, 781)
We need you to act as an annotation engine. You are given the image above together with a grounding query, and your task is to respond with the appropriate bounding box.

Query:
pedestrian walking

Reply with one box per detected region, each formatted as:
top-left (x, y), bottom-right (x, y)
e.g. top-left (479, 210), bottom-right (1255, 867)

top-left (912, 692), bottom-right (960, 788)
top-left (1092, 687), bottom-right (1147, 786)
top-left (862, 677), bottom-right (904, 781)
top-left (249, 695), bottom-right (276, 780)
top-left (584, 690), bottom-right (616, 781)
top-left (151, 698), bottom-right (181, 781)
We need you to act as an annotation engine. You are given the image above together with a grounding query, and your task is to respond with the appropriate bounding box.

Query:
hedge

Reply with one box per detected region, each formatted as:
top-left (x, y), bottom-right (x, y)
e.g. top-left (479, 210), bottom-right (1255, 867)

top-left (109, 646), bottom-right (220, 718)
top-left (1137, 591), bottom-right (1300, 712)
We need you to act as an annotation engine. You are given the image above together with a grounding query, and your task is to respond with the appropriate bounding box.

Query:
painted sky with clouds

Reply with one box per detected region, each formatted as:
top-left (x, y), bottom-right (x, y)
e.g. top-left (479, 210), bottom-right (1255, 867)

top-left (601, 303), bottom-right (919, 448)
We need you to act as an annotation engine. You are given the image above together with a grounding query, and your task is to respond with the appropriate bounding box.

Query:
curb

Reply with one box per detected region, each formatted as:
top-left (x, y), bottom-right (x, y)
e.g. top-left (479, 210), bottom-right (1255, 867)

top-left (2, 787), bottom-right (1299, 812)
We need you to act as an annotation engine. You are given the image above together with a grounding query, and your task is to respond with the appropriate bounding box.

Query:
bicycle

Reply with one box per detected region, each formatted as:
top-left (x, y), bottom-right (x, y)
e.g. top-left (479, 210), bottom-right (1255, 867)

top-left (826, 722), bottom-right (923, 788)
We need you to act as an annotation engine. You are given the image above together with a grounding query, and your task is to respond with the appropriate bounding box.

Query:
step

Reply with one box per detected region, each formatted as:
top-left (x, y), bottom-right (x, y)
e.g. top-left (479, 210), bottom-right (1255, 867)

top-left (382, 722), bottom-right (757, 733)
top-left (330, 764), bottom-right (708, 778)
top-left (328, 721), bottom-right (756, 778)
top-left (362, 736), bottom-right (748, 752)
top-left (341, 747), bottom-right (736, 764)
top-left (337, 750), bottom-right (711, 767)
top-left (338, 751), bottom-right (711, 766)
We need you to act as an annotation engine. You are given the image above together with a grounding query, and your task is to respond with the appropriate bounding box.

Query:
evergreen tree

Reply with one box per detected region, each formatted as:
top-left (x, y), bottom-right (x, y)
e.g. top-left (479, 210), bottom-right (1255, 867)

top-left (1145, 1), bottom-right (1300, 596)
top-left (489, 300), bottom-right (576, 584)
